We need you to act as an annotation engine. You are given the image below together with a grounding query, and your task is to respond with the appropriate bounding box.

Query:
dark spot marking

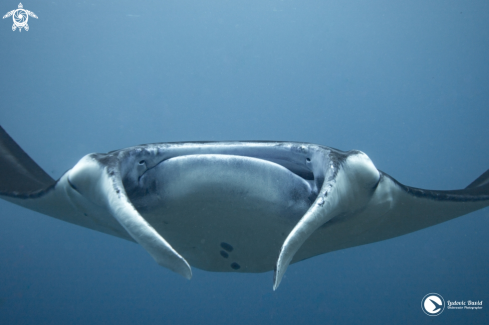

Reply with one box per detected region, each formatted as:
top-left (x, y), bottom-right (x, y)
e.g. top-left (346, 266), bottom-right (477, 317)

top-left (220, 242), bottom-right (233, 252)
top-left (220, 251), bottom-right (229, 258)
top-left (306, 158), bottom-right (311, 162)
top-left (84, 213), bottom-right (88, 217)
top-left (231, 262), bottom-right (240, 270)
top-left (139, 160), bottom-right (145, 165)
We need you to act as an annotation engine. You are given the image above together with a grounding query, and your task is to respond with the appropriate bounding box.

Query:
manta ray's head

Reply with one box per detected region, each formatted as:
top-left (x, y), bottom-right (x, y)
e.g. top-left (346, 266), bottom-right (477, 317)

top-left (65, 146), bottom-right (167, 205)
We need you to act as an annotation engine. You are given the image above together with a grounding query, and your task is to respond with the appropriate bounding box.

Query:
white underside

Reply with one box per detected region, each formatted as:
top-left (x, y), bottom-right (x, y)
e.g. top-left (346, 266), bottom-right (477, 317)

top-left (2, 150), bottom-right (487, 288)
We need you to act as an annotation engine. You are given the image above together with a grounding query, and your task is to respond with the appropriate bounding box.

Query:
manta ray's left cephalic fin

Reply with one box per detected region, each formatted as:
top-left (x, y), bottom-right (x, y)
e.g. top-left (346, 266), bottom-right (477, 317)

top-left (273, 151), bottom-right (380, 290)
top-left (68, 155), bottom-right (192, 279)
top-left (273, 148), bottom-right (489, 290)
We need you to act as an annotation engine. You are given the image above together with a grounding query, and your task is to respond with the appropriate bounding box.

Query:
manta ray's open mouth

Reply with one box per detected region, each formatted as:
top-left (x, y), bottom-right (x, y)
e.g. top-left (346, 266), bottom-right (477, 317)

top-left (126, 154), bottom-right (318, 273)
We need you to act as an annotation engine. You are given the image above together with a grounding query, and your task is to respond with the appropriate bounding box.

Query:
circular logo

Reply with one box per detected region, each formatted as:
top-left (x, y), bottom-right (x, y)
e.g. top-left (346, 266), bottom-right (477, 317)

top-left (13, 10), bottom-right (28, 28)
top-left (421, 293), bottom-right (445, 316)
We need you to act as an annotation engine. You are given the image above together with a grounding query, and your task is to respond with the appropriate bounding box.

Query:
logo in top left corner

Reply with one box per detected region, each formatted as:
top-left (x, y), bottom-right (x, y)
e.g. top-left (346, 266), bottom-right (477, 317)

top-left (3, 3), bottom-right (37, 32)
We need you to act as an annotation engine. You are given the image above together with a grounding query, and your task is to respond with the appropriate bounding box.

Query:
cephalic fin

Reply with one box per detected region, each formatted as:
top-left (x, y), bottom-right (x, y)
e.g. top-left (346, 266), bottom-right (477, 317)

top-left (273, 184), bottom-right (338, 290)
top-left (68, 155), bottom-right (192, 280)
top-left (273, 152), bottom-right (380, 290)
top-left (103, 169), bottom-right (192, 279)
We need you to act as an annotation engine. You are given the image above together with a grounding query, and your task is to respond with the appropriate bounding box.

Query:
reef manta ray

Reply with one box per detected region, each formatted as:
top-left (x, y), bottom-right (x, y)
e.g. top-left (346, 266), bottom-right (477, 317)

top-left (0, 126), bottom-right (488, 290)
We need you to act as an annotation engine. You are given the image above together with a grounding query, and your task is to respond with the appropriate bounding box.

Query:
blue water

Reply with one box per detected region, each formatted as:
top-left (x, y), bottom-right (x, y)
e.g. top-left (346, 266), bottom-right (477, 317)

top-left (1, 1), bottom-right (488, 324)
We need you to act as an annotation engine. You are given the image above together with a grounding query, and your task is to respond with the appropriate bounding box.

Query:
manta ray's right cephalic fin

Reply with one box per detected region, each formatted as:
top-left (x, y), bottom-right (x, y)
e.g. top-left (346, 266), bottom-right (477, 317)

top-left (66, 155), bottom-right (193, 280)
top-left (0, 125), bottom-right (191, 279)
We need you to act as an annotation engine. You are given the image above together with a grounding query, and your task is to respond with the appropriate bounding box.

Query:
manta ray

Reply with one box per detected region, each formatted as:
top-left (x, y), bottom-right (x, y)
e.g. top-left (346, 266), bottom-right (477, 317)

top-left (0, 126), bottom-right (488, 290)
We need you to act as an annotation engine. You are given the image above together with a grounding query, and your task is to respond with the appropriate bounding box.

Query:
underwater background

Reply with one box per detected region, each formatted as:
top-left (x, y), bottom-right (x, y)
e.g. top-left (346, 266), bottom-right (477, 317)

top-left (1, 0), bottom-right (488, 324)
